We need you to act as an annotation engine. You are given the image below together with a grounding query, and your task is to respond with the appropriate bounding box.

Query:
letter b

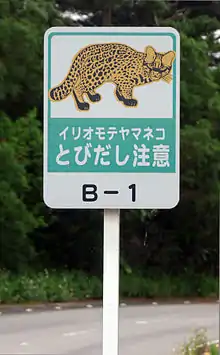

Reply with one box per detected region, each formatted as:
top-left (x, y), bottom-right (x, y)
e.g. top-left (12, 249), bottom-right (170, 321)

top-left (82, 184), bottom-right (98, 202)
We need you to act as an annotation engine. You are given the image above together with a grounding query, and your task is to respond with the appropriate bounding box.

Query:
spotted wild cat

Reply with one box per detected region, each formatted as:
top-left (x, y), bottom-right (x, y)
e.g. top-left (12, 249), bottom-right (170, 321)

top-left (48, 43), bottom-right (175, 111)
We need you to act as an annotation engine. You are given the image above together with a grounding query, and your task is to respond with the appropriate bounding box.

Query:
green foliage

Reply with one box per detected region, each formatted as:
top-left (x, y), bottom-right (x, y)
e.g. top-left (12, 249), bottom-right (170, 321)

top-left (174, 328), bottom-right (219, 355)
top-left (0, 111), bottom-right (45, 271)
top-left (0, 0), bottom-right (219, 281)
top-left (0, 0), bottom-right (66, 117)
top-left (0, 270), bottom-right (101, 303)
top-left (210, 344), bottom-right (219, 355)
top-left (119, 7), bottom-right (220, 276)
top-left (0, 181), bottom-right (36, 271)
top-left (120, 272), bottom-right (218, 298)
top-left (0, 271), bottom-right (218, 304)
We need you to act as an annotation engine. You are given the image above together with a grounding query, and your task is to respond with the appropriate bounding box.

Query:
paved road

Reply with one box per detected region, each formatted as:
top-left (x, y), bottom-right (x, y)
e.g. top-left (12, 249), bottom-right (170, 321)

top-left (0, 304), bottom-right (218, 354)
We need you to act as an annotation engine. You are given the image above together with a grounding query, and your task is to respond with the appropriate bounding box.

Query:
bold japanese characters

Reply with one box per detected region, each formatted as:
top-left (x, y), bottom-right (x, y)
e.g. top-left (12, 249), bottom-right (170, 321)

top-left (56, 126), bottom-right (169, 168)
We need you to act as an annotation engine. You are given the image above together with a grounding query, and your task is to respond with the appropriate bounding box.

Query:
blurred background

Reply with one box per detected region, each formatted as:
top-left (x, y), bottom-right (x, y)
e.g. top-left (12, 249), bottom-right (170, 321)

top-left (0, 0), bottom-right (219, 302)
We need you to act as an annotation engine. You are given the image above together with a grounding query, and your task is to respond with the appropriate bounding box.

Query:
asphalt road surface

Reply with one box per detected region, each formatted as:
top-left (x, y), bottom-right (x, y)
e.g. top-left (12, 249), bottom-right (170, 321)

top-left (0, 304), bottom-right (218, 355)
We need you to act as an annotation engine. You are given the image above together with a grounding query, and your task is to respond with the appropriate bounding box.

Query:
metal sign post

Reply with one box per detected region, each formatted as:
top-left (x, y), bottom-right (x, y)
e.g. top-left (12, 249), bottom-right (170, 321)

top-left (43, 26), bottom-right (180, 355)
top-left (103, 209), bottom-right (120, 355)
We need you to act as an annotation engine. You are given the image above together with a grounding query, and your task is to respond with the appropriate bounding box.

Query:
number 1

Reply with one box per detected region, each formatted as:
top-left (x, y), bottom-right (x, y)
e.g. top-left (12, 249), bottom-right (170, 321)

top-left (129, 184), bottom-right (136, 202)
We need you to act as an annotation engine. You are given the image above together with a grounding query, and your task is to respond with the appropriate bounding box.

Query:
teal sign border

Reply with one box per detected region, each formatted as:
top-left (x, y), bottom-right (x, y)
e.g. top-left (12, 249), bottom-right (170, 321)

top-left (47, 31), bottom-right (177, 173)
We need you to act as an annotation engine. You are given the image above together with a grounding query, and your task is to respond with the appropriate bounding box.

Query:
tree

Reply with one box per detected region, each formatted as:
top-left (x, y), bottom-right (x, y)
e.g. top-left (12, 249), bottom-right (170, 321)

top-left (0, 0), bottom-right (219, 276)
top-left (0, 109), bottom-right (52, 271)
top-left (56, 0), bottom-right (169, 26)
top-left (46, 0), bottom-right (220, 275)
top-left (0, 0), bottom-right (66, 119)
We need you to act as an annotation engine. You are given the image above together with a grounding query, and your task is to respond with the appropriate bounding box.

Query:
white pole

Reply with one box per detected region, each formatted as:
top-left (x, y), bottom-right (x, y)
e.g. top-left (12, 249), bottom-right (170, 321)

top-left (102, 209), bottom-right (120, 355)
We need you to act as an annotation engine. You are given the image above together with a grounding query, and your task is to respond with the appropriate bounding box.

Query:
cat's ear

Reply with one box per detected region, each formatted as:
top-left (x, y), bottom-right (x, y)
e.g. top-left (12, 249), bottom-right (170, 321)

top-left (162, 51), bottom-right (176, 66)
top-left (144, 46), bottom-right (156, 63)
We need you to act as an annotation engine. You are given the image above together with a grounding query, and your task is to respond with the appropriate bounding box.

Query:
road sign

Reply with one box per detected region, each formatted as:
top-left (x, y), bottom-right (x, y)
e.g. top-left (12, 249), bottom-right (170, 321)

top-left (43, 26), bottom-right (180, 209)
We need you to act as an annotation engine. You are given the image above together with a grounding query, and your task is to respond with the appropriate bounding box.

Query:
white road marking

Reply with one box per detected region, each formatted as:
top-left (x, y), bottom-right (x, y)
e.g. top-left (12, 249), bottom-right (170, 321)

top-left (135, 314), bottom-right (180, 325)
top-left (135, 320), bottom-right (148, 325)
top-left (25, 308), bottom-right (32, 312)
top-left (63, 332), bottom-right (77, 337)
top-left (63, 328), bottom-right (96, 337)
top-left (20, 342), bottom-right (28, 346)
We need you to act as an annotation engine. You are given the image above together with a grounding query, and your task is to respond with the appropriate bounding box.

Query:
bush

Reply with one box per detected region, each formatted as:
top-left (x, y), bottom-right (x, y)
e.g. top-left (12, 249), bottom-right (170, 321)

top-left (0, 270), bottom-right (218, 304)
top-left (0, 269), bottom-right (102, 303)
top-left (174, 328), bottom-right (219, 354)
top-left (120, 273), bottom-right (218, 298)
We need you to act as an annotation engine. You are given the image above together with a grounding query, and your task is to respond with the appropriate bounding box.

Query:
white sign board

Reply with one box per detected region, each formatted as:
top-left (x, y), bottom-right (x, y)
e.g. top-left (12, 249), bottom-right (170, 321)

top-left (43, 26), bottom-right (180, 209)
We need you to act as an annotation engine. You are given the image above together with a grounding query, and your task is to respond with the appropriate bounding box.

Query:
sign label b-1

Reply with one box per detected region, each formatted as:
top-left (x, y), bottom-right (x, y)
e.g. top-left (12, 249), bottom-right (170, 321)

top-left (81, 183), bottom-right (136, 202)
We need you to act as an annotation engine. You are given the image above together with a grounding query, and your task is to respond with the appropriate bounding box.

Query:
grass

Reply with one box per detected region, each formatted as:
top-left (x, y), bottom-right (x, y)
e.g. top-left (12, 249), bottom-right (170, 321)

top-left (0, 269), bottom-right (218, 304)
top-left (174, 329), bottom-right (219, 355)
top-left (210, 343), bottom-right (219, 355)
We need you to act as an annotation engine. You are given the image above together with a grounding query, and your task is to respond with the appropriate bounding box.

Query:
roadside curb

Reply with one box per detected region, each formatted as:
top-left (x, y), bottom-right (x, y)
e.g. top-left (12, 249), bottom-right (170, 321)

top-left (0, 297), bottom-right (219, 315)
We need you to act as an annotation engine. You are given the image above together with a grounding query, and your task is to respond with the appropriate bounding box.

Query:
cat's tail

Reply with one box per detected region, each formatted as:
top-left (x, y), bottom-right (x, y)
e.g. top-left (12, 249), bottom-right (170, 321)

top-left (48, 63), bottom-right (78, 101)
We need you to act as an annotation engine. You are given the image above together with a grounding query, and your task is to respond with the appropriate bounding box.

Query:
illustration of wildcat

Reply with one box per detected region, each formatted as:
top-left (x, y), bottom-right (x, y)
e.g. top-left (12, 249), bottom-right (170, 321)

top-left (48, 43), bottom-right (175, 111)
